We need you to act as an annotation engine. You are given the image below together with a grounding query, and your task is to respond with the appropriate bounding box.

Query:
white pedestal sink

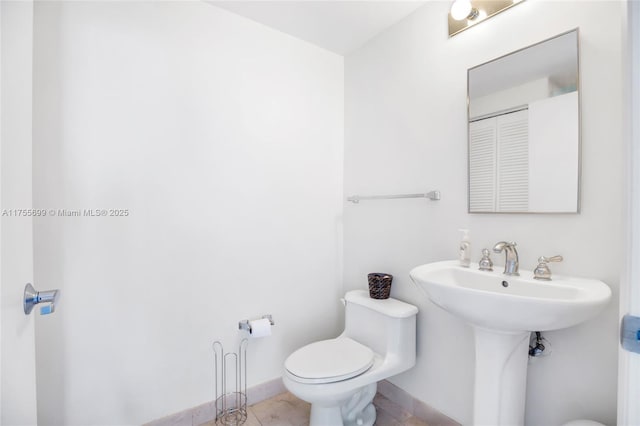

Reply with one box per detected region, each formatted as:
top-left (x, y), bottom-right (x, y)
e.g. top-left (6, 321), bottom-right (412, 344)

top-left (409, 260), bottom-right (611, 426)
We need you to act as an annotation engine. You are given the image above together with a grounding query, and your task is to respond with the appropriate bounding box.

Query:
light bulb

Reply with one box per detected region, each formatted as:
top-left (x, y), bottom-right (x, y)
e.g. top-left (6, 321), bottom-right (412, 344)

top-left (450, 0), bottom-right (472, 21)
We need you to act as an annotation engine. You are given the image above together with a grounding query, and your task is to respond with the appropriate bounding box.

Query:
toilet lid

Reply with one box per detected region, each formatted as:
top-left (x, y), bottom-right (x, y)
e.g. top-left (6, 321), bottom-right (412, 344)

top-left (285, 338), bottom-right (374, 384)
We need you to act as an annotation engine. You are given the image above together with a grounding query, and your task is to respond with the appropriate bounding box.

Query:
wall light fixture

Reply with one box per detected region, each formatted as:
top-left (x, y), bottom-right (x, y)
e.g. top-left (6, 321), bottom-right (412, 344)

top-left (448, 0), bottom-right (525, 37)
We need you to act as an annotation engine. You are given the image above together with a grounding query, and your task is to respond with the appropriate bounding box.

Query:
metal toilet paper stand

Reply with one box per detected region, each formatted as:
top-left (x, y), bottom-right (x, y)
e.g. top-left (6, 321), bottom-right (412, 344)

top-left (213, 339), bottom-right (248, 426)
top-left (213, 314), bottom-right (274, 425)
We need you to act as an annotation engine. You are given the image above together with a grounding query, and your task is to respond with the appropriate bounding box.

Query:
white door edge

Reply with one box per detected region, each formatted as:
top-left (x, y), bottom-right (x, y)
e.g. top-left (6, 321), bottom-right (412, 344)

top-left (0, 1), bottom-right (38, 424)
top-left (618, 0), bottom-right (640, 425)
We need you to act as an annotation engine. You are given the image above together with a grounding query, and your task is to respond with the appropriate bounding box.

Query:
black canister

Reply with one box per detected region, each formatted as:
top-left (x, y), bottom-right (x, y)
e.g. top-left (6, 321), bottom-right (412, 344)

top-left (367, 273), bottom-right (393, 299)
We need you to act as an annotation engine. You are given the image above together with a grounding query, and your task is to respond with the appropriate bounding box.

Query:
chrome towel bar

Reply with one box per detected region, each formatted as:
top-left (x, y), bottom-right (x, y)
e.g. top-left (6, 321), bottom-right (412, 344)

top-left (347, 190), bottom-right (441, 204)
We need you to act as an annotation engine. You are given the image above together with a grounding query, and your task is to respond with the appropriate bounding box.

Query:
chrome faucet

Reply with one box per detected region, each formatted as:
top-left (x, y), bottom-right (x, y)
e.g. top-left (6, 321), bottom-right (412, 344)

top-left (493, 241), bottom-right (519, 276)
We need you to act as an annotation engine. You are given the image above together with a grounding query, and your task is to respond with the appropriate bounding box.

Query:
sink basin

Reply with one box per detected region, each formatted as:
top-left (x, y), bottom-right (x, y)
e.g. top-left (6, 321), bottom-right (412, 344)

top-left (409, 260), bottom-right (611, 426)
top-left (409, 260), bottom-right (611, 332)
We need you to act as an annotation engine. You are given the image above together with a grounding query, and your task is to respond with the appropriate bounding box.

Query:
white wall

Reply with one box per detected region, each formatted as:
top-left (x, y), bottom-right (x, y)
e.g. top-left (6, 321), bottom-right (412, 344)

top-left (344, 2), bottom-right (623, 425)
top-left (32, 2), bottom-right (344, 424)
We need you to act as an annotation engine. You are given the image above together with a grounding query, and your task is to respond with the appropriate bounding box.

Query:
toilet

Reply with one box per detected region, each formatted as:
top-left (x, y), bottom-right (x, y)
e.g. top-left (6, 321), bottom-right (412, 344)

top-left (563, 421), bottom-right (606, 426)
top-left (283, 289), bottom-right (418, 426)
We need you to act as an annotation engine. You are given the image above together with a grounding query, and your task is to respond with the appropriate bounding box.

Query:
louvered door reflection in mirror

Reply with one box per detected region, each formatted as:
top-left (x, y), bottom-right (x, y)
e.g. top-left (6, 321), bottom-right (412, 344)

top-left (467, 29), bottom-right (580, 213)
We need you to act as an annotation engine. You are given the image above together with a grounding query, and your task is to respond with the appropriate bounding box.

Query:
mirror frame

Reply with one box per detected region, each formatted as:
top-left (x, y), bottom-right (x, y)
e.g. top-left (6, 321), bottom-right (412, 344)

top-left (466, 28), bottom-right (582, 214)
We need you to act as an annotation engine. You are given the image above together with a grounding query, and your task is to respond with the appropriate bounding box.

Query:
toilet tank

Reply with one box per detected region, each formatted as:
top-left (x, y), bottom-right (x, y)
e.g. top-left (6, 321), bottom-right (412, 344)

top-left (342, 290), bottom-right (418, 364)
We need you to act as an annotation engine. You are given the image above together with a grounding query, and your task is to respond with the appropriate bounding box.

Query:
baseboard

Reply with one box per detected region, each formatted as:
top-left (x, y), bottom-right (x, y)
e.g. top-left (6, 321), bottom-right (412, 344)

top-left (144, 377), bottom-right (286, 426)
top-left (377, 380), bottom-right (461, 426)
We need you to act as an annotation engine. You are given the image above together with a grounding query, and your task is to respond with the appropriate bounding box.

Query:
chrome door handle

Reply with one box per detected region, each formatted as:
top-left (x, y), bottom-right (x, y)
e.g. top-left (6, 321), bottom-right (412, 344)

top-left (24, 283), bottom-right (60, 315)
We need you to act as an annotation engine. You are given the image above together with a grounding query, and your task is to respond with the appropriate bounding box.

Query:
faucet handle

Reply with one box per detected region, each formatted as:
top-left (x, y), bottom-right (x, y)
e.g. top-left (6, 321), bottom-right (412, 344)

top-left (538, 255), bottom-right (563, 264)
top-left (478, 248), bottom-right (493, 271)
top-left (534, 255), bottom-right (563, 281)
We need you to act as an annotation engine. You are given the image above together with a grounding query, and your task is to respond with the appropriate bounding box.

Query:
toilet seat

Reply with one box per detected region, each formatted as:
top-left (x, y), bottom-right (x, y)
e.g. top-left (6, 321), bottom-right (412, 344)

top-left (285, 337), bottom-right (374, 384)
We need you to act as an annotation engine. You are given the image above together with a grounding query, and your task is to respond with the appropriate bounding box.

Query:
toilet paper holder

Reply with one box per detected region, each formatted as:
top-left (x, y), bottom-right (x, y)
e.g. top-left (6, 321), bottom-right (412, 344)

top-left (238, 315), bottom-right (275, 333)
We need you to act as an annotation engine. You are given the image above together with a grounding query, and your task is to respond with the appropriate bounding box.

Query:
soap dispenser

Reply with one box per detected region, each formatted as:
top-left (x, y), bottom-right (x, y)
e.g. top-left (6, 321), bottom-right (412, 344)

top-left (459, 229), bottom-right (471, 267)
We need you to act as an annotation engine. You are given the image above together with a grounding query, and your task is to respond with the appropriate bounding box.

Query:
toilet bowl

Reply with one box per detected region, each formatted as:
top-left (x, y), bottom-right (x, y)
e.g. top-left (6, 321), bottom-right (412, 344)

top-left (563, 421), bottom-right (606, 426)
top-left (283, 290), bottom-right (418, 426)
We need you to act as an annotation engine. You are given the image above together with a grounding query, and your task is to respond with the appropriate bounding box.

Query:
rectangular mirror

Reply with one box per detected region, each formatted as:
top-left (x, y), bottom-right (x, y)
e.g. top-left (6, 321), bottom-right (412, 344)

top-left (467, 29), bottom-right (580, 213)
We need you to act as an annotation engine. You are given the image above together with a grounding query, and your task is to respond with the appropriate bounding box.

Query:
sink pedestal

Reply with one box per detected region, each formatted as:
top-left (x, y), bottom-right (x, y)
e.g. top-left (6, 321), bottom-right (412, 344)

top-left (473, 328), bottom-right (530, 426)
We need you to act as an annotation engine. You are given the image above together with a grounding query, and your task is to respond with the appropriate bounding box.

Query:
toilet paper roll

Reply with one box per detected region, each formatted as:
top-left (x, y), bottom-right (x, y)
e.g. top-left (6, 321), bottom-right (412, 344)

top-left (249, 318), bottom-right (272, 338)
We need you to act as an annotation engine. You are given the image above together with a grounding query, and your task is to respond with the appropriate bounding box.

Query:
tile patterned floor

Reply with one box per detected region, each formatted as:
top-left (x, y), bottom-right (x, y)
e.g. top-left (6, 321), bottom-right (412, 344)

top-left (201, 391), bottom-right (428, 426)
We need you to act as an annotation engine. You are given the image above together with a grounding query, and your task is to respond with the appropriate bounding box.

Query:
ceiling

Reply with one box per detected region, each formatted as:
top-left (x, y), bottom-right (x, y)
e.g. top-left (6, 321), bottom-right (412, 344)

top-left (207, 1), bottom-right (427, 55)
